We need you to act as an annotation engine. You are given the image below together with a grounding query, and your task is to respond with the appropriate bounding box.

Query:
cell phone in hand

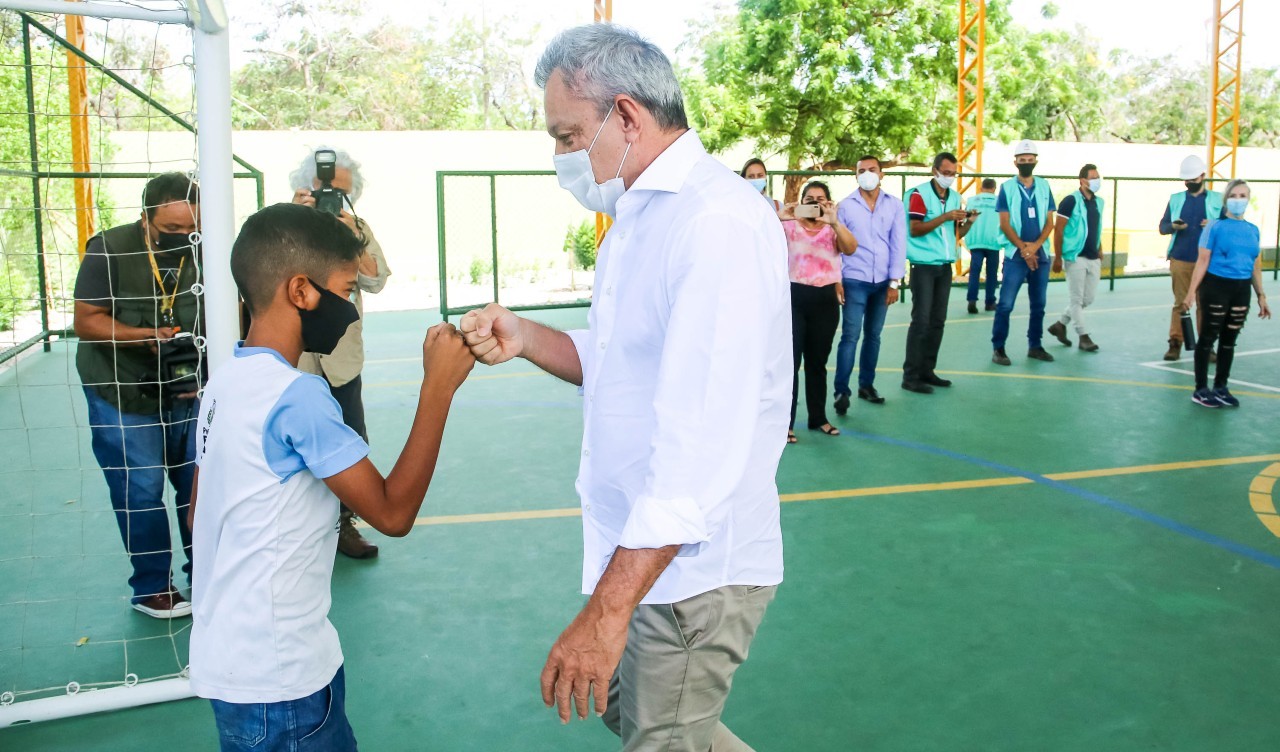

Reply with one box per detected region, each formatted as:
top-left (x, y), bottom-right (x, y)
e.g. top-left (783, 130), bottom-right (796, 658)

top-left (794, 204), bottom-right (822, 219)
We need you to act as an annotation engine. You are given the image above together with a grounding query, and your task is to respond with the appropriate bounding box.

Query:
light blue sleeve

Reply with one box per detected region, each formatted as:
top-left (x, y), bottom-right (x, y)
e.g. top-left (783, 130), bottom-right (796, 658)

top-left (262, 375), bottom-right (370, 482)
top-left (1201, 221), bottom-right (1219, 252)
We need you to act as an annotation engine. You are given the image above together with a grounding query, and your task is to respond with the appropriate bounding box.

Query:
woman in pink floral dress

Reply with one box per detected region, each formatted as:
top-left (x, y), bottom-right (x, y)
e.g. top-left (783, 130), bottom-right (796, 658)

top-left (780, 181), bottom-right (859, 443)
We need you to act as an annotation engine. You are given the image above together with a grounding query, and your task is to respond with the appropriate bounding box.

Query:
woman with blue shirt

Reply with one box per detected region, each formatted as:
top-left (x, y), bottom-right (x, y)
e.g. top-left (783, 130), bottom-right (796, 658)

top-left (1183, 179), bottom-right (1272, 407)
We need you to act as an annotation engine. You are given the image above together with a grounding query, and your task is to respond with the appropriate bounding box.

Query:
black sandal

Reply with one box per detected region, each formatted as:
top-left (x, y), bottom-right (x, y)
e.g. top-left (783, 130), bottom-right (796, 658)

top-left (787, 431), bottom-right (798, 444)
top-left (811, 424), bottom-right (840, 436)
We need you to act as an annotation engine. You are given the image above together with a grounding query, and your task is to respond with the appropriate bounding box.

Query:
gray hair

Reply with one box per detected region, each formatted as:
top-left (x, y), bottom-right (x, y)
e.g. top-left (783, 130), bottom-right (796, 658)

top-left (535, 24), bottom-right (688, 132)
top-left (288, 146), bottom-right (365, 203)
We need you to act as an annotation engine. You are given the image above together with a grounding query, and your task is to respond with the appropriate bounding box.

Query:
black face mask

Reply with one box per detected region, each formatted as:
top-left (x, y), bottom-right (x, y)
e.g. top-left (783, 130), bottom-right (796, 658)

top-left (155, 231), bottom-right (196, 253)
top-left (1017, 163), bottom-right (1036, 178)
top-left (1185, 181), bottom-right (1203, 193)
top-left (297, 278), bottom-right (359, 355)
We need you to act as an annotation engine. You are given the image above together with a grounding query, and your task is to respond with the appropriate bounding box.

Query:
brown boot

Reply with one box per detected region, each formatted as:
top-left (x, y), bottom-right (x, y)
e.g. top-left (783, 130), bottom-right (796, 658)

top-left (1164, 339), bottom-right (1181, 361)
top-left (1078, 334), bottom-right (1099, 352)
top-left (337, 510), bottom-right (379, 559)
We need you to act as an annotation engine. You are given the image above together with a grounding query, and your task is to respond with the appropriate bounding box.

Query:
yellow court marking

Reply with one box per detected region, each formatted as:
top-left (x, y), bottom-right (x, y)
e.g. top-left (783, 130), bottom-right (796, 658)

top-left (381, 453), bottom-right (1280, 529)
top-left (1250, 461), bottom-right (1280, 536)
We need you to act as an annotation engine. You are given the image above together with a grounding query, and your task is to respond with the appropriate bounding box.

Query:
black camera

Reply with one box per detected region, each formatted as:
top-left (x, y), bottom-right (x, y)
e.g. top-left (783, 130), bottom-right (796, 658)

top-left (310, 149), bottom-right (346, 217)
top-left (143, 332), bottom-right (205, 406)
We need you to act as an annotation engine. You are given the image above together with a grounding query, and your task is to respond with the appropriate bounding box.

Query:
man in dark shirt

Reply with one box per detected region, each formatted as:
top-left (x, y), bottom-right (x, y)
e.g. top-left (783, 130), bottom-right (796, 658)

top-left (1158, 155), bottom-right (1224, 360)
top-left (1049, 164), bottom-right (1105, 352)
top-left (73, 173), bottom-right (202, 619)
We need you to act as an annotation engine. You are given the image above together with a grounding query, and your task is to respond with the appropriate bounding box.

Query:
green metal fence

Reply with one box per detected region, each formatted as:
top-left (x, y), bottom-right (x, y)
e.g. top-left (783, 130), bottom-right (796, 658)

top-left (0, 11), bottom-right (265, 366)
top-left (435, 169), bottom-right (1280, 320)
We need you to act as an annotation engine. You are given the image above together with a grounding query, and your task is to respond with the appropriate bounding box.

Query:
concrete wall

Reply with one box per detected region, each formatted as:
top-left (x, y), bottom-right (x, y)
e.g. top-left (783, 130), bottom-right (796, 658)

top-left (104, 131), bottom-right (1280, 312)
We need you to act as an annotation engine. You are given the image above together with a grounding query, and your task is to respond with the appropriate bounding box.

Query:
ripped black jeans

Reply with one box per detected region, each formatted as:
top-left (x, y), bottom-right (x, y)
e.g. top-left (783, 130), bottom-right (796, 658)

top-left (1195, 272), bottom-right (1253, 390)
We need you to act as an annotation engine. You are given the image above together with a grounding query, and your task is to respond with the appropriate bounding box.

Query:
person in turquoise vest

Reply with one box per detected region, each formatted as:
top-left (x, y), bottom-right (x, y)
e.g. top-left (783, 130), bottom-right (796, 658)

top-left (992, 140), bottom-right (1057, 365)
top-left (902, 152), bottom-right (972, 392)
top-left (1048, 163), bottom-right (1105, 353)
top-left (1158, 154), bottom-right (1224, 361)
top-left (965, 178), bottom-right (1006, 313)
top-left (72, 173), bottom-right (203, 619)
top-left (1183, 179), bottom-right (1273, 407)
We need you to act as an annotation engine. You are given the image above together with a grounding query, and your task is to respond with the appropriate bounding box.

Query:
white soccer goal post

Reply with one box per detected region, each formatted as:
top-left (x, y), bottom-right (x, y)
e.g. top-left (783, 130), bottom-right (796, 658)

top-left (0, 0), bottom-right (238, 726)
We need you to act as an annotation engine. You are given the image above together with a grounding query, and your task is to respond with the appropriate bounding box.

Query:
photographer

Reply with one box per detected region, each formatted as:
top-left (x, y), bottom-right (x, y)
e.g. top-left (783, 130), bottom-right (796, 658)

top-left (289, 146), bottom-right (391, 559)
top-left (73, 172), bottom-right (202, 619)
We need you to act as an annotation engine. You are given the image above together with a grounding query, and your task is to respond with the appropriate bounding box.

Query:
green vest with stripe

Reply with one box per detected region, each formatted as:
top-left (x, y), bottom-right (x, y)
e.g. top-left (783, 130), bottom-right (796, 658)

top-left (75, 222), bottom-right (204, 415)
top-left (905, 180), bottom-right (962, 264)
top-left (999, 177), bottom-right (1053, 258)
top-left (1060, 189), bottom-right (1105, 262)
top-left (1166, 189), bottom-right (1224, 255)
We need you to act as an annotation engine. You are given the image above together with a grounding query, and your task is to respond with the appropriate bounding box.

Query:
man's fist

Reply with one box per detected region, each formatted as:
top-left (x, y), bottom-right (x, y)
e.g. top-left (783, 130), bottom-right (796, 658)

top-left (459, 304), bottom-right (524, 366)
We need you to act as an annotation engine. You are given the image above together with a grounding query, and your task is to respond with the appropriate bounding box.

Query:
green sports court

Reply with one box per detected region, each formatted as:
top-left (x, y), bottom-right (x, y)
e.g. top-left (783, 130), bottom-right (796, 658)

top-left (4, 276), bottom-right (1279, 751)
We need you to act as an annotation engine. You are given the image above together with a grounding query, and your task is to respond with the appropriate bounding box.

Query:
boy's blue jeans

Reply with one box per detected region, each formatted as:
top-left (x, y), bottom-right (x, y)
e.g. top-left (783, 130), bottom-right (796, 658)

top-left (210, 665), bottom-right (357, 751)
top-left (833, 278), bottom-right (891, 396)
top-left (83, 387), bottom-right (196, 603)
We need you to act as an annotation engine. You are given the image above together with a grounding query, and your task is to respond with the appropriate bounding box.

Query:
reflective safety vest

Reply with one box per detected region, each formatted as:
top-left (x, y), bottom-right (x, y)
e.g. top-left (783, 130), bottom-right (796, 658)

top-left (1166, 190), bottom-right (1224, 255)
top-left (905, 180), bottom-right (962, 265)
top-left (1060, 190), bottom-right (1105, 262)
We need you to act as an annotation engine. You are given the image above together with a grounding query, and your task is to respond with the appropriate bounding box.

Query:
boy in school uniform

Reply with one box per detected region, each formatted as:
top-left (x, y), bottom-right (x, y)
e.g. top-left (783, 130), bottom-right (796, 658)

top-left (186, 203), bottom-right (475, 749)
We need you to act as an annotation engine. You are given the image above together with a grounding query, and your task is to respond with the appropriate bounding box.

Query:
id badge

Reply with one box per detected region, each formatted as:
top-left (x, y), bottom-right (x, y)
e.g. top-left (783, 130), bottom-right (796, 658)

top-left (1027, 207), bottom-right (1037, 220)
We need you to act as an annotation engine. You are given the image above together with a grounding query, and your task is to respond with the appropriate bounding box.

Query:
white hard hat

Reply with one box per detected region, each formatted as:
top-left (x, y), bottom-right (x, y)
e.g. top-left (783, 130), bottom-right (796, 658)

top-left (1014, 139), bottom-right (1039, 156)
top-left (1179, 155), bottom-right (1208, 180)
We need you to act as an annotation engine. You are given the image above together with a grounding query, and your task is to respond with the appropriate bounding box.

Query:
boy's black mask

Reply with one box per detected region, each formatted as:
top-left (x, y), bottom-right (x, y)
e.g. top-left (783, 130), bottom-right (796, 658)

top-left (297, 278), bottom-right (359, 355)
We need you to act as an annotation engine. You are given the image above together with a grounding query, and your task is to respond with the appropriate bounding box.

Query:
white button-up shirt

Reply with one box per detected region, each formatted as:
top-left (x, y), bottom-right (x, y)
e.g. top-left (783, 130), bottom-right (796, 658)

top-left (566, 131), bottom-right (790, 605)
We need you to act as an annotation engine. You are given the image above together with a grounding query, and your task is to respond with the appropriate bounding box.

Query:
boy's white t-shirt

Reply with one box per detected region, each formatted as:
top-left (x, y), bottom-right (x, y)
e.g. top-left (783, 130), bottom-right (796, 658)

top-left (190, 344), bottom-right (369, 704)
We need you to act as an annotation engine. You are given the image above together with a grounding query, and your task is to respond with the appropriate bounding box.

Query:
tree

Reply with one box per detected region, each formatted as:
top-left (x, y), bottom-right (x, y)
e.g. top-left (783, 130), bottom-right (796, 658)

top-left (985, 23), bottom-right (1109, 143)
top-left (443, 14), bottom-right (543, 131)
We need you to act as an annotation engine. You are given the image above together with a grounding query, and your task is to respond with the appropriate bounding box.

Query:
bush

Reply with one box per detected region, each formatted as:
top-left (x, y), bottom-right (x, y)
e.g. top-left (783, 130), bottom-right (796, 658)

top-left (564, 220), bottom-right (597, 271)
top-left (468, 256), bottom-right (492, 286)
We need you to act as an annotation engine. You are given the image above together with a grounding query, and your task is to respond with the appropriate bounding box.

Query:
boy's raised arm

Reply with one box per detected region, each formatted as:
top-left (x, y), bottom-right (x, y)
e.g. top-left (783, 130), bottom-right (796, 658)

top-left (324, 323), bottom-right (475, 536)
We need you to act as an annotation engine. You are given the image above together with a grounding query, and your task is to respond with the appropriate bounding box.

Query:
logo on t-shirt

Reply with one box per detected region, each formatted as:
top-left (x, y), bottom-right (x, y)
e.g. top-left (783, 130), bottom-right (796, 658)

top-left (200, 398), bottom-right (217, 459)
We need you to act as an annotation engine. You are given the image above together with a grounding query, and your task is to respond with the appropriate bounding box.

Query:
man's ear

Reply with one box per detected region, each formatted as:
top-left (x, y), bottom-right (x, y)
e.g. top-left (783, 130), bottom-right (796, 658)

top-left (615, 94), bottom-right (645, 143)
top-left (285, 275), bottom-right (316, 310)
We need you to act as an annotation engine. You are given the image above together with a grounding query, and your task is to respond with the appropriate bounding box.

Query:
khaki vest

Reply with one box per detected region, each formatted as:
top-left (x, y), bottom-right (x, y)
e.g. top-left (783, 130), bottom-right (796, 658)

top-left (75, 222), bottom-right (204, 414)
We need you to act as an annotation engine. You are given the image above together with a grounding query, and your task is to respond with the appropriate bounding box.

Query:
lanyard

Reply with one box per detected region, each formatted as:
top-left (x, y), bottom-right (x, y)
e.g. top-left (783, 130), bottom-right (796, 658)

top-left (1019, 182), bottom-right (1037, 203)
top-left (148, 250), bottom-right (186, 319)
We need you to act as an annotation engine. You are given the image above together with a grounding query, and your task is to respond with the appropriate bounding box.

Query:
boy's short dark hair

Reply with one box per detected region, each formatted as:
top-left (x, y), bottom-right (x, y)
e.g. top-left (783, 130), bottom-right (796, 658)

top-left (981, 178), bottom-right (997, 190)
top-left (143, 172), bottom-right (199, 219)
top-left (231, 203), bottom-right (365, 314)
top-left (1079, 163), bottom-right (1098, 180)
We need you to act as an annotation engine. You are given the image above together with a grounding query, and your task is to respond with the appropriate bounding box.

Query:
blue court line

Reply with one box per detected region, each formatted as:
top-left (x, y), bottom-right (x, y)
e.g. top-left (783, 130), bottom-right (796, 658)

top-left (842, 429), bottom-right (1280, 571)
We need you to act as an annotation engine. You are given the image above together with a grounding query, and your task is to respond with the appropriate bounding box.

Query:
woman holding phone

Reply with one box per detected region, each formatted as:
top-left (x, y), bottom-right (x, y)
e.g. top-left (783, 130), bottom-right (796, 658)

top-left (779, 181), bottom-right (859, 442)
top-left (1183, 178), bottom-right (1272, 408)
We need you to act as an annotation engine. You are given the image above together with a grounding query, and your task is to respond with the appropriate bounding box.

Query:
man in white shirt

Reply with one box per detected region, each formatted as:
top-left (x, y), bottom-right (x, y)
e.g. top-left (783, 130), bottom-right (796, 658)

top-left (461, 24), bottom-right (789, 752)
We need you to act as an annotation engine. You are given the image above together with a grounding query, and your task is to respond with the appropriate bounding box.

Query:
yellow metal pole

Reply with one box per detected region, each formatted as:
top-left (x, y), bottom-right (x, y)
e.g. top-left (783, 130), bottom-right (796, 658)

top-left (1208, 0), bottom-right (1244, 181)
top-left (593, 0), bottom-right (613, 248)
top-left (955, 0), bottom-right (986, 275)
top-left (66, 4), bottom-right (94, 259)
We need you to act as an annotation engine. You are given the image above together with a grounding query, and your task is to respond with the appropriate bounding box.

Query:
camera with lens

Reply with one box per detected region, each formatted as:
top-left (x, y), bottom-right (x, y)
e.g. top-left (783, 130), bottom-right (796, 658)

top-left (141, 332), bottom-right (205, 406)
top-left (310, 149), bottom-right (346, 217)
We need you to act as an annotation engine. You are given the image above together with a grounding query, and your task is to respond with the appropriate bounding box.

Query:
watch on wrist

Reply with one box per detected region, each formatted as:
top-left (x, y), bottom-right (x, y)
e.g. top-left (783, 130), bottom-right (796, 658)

top-left (889, 280), bottom-right (901, 290)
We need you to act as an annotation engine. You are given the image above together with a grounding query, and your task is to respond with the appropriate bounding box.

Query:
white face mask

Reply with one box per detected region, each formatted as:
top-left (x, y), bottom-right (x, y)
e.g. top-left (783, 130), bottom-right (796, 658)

top-left (552, 105), bottom-right (631, 217)
top-left (935, 173), bottom-right (956, 190)
top-left (1087, 178), bottom-right (1102, 193)
top-left (857, 172), bottom-right (880, 192)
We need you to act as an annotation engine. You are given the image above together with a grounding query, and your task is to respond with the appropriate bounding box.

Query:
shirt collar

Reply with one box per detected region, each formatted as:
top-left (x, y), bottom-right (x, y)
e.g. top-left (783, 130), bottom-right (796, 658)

top-left (235, 342), bottom-right (291, 367)
top-left (626, 130), bottom-right (704, 195)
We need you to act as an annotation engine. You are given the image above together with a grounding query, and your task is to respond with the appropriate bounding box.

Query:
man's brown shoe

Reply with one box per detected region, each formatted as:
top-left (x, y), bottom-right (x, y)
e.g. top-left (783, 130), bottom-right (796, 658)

top-left (338, 511), bottom-right (379, 559)
top-left (1048, 321), bottom-right (1072, 347)
top-left (1164, 339), bottom-right (1181, 361)
top-left (1078, 334), bottom-right (1099, 352)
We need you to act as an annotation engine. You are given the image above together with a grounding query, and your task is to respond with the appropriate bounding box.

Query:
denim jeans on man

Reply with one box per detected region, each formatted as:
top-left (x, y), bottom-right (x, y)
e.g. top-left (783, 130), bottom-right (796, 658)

top-left (210, 665), bottom-right (357, 752)
top-left (991, 251), bottom-right (1050, 351)
top-left (834, 278), bottom-right (891, 396)
top-left (967, 248), bottom-right (1001, 306)
top-left (83, 387), bottom-right (196, 603)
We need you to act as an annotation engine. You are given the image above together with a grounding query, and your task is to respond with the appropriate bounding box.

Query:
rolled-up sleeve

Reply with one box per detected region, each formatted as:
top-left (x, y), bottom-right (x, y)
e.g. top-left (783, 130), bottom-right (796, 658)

top-left (889, 199), bottom-right (908, 280)
top-left (617, 210), bottom-right (785, 552)
top-left (566, 328), bottom-right (592, 392)
top-left (356, 223), bottom-right (391, 294)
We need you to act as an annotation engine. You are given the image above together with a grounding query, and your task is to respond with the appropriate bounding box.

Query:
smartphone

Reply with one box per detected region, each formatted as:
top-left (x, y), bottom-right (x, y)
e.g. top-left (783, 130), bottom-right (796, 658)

top-left (795, 204), bottom-right (822, 219)
top-left (967, 209), bottom-right (980, 218)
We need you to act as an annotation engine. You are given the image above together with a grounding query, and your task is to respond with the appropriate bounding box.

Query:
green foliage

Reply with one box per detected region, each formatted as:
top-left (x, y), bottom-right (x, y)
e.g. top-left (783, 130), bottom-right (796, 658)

top-left (468, 256), bottom-right (492, 286)
top-left (563, 220), bottom-right (597, 271)
top-left (985, 23), bottom-right (1109, 143)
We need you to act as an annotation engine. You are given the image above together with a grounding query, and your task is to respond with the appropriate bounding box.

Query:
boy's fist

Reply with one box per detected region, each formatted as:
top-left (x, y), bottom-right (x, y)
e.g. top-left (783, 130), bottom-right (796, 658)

top-left (423, 323), bottom-right (475, 391)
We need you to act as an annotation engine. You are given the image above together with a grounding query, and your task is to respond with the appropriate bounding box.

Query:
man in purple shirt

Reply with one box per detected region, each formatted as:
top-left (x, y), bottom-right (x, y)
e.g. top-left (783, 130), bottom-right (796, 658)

top-left (832, 155), bottom-right (908, 414)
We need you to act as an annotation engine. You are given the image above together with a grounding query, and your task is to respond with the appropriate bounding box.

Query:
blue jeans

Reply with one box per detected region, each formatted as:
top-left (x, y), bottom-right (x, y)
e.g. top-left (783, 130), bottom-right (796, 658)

top-left (211, 665), bottom-right (357, 751)
top-left (83, 387), bottom-right (196, 603)
top-left (991, 252), bottom-right (1050, 351)
top-left (834, 278), bottom-right (891, 396)
top-left (967, 249), bottom-right (1002, 305)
